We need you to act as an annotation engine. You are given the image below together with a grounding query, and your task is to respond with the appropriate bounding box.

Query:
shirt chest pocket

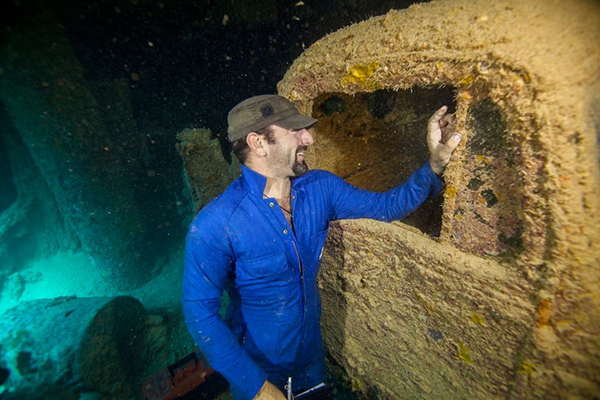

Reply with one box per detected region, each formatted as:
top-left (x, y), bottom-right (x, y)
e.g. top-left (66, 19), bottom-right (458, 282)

top-left (235, 251), bottom-right (290, 281)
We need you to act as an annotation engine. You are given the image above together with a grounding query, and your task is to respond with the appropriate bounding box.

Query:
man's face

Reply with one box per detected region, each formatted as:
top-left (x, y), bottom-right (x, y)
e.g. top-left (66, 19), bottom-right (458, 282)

top-left (266, 125), bottom-right (315, 178)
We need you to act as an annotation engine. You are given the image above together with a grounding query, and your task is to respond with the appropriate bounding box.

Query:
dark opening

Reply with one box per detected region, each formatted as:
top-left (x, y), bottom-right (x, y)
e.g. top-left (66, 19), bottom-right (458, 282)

top-left (312, 87), bottom-right (456, 236)
top-left (0, 366), bottom-right (9, 385)
top-left (0, 103), bottom-right (18, 214)
top-left (16, 351), bottom-right (36, 375)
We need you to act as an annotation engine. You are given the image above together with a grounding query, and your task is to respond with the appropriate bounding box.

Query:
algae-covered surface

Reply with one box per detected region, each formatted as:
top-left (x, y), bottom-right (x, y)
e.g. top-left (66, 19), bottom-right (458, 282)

top-left (278, 0), bottom-right (600, 398)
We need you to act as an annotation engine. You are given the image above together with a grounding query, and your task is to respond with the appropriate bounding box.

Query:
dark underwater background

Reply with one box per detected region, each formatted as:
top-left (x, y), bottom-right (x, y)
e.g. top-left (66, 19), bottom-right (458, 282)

top-left (0, 0), bottom-right (422, 398)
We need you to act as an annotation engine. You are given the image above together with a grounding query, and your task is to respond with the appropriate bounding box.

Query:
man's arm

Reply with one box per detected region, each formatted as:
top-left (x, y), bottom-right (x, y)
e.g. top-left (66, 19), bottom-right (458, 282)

top-left (325, 161), bottom-right (443, 222)
top-left (182, 213), bottom-right (269, 399)
top-left (325, 106), bottom-right (461, 222)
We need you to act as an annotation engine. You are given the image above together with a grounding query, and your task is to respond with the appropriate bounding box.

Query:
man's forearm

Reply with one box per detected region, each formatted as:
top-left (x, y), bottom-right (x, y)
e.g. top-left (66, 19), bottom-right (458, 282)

top-left (327, 161), bottom-right (444, 222)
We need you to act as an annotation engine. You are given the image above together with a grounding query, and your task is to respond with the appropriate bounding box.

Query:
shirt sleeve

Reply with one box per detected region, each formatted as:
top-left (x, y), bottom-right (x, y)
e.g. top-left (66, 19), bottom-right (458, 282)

top-left (327, 161), bottom-right (445, 222)
top-left (182, 212), bottom-right (266, 400)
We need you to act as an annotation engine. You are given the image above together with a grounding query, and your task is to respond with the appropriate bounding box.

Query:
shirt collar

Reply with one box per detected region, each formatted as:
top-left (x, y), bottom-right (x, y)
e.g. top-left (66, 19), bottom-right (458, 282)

top-left (241, 164), bottom-right (310, 197)
top-left (241, 164), bottom-right (268, 197)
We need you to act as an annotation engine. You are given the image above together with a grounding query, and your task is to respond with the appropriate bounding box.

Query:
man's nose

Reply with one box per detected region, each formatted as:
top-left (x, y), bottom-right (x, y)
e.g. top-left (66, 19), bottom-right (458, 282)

top-left (298, 128), bottom-right (314, 146)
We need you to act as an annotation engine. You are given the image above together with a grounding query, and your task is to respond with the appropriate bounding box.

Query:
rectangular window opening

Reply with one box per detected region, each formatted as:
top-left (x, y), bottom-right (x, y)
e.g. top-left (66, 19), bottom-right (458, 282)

top-left (311, 86), bottom-right (457, 236)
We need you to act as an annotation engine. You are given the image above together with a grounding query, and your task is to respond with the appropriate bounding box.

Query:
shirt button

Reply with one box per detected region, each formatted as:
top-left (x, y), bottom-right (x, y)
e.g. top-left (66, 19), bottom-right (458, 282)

top-left (292, 195), bottom-right (296, 199)
top-left (269, 202), bottom-right (275, 207)
top-left (283, 229), bottom-right (288, 234)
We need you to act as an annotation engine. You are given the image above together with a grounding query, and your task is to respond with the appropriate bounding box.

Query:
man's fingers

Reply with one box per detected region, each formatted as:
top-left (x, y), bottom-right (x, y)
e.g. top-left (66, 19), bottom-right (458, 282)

top-left (428, 105), bottom-right (448, 130)
top-left (427, 106), bottom-right (448, 152)
top-left (437, 133), bottom-right (462, 159)
top-left (443, 113), bottom-right (455, 125)
top-left (447, 133), bottom-right (462, 150)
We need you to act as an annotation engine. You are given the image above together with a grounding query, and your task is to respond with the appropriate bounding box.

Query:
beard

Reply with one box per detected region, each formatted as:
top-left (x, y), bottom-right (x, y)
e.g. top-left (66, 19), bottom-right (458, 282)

top-left (268, 141), bottom-right (309, 178)
top-left (292, 159), bottom-right (309, 177)
top-left (292, 146), bottom-right (309, 176)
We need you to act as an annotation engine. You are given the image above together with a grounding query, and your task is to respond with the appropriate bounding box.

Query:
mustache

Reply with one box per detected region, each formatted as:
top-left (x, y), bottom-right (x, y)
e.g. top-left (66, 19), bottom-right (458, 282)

top-left (296, 146), bottom-right (308, 154)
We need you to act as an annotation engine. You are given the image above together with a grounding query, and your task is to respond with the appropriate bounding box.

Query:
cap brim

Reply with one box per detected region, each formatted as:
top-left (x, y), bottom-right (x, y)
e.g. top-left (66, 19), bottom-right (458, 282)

top-left (274, 114), bottom-right (318, 130)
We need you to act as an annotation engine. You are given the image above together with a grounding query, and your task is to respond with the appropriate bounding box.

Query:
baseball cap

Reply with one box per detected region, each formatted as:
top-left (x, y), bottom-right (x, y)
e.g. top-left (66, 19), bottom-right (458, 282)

top-left (227, 95), bottom-right (318, 142)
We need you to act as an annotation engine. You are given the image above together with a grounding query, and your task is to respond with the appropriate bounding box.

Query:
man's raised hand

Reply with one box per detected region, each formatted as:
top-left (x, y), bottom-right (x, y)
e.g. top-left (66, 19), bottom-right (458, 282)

top-left (427, 105), bottom-right (462, 175)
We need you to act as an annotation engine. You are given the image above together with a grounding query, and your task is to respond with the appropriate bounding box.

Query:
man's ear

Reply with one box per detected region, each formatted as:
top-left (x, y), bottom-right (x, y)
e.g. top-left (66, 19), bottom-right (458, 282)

top-left (247, 132), bottom-right (267, 157)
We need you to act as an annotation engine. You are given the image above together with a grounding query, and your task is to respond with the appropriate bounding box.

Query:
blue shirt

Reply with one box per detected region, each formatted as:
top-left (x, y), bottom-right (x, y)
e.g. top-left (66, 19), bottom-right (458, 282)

top-left (183, 163), bottom-right (443, 399)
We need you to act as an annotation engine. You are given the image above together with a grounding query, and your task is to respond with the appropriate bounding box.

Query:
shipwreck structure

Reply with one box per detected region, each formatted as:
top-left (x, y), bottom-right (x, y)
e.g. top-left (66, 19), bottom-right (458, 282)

top-left (275, 0), bottom-right (600, 398)
top-left (0, 13), bottom-right (159, 289)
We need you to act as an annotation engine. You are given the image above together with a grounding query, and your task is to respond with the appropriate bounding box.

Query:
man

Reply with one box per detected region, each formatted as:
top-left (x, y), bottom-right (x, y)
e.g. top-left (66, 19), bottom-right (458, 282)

top-left (183, 94), bottom-right (461, 400)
